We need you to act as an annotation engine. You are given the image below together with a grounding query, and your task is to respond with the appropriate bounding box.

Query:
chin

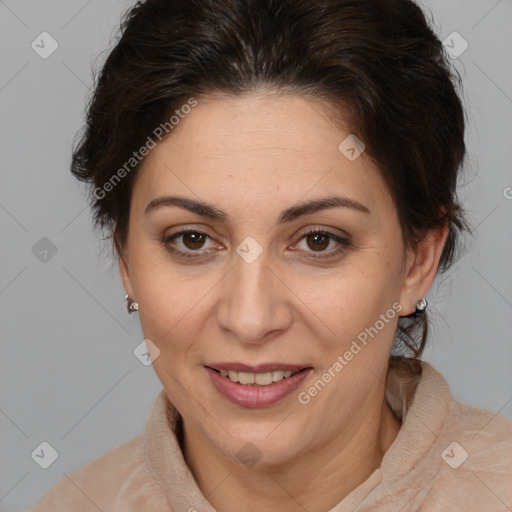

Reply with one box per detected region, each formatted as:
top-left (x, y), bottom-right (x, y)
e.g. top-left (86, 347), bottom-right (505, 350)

top-left (221, 433), bottom-right (303, 468)
top-left (206, 413), bottom-right (312, 466)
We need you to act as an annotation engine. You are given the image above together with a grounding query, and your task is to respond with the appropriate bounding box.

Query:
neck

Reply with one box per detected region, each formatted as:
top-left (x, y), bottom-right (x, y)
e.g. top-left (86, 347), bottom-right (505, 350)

top-left (182, 395), bottom-right (401, 512)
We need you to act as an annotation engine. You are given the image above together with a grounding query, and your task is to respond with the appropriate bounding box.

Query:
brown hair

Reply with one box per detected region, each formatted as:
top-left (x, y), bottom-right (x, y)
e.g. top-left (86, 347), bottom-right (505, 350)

top-left (71, 0), bottom-right (469, 363)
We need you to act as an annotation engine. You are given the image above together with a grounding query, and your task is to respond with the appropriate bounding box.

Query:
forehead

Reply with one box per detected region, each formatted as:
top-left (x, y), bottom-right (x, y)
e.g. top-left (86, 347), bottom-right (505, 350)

top-left (133, 91), bottom-right (393, 216)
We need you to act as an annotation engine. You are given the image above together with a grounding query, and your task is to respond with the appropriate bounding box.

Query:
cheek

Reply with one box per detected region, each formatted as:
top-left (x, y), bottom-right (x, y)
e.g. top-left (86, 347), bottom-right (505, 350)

top-left (296, 257), bottom-right (401, 331)
top-left (129, 258), bottom-right (199, 347)
top-left (137, 281), bottom-right (207, 351)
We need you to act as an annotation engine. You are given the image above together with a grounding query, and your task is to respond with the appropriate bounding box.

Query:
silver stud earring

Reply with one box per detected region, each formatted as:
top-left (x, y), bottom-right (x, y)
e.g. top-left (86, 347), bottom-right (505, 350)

top-left (125, 295), bottom-right (139, 314)
top-left (414, 298), bottom-right (427, 315)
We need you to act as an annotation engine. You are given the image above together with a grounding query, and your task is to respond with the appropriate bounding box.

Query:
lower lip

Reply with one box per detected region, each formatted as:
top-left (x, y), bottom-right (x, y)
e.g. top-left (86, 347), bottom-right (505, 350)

top-left (205, 367), bottom-right (313, 408)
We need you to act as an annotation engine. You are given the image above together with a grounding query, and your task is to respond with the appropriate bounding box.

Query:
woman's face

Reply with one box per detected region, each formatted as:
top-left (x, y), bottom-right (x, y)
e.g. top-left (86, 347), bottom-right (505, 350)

top-left (120, 91), bottom-right (424, 465)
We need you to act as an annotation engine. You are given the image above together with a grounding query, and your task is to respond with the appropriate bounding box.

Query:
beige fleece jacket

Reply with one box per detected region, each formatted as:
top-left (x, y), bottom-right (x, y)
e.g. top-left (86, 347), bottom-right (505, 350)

top-left (30, 362), bottom-right (512, 511)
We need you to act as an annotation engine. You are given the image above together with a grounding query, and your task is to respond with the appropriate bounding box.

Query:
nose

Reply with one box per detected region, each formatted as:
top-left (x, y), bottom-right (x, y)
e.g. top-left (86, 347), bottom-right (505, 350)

top-left (215, 249), bottom-right (293, 345)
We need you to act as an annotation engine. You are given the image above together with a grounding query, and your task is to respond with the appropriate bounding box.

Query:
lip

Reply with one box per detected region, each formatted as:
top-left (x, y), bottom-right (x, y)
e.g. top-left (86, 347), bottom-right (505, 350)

top-left (205, 366), bottom-right (313, 408)
top-left (207, 362), bottom-right (310, 373)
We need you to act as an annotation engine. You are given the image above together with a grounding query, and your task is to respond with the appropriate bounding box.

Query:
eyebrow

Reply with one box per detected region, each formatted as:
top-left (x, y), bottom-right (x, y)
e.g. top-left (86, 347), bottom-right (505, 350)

top-left (144, 195), bottom-right (370, 224)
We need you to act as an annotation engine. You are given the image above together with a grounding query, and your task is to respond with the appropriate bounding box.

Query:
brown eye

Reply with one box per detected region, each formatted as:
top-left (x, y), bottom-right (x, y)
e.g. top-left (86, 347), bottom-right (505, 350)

top-left (306, 232), bottom-right (330, 252)
top-left (295, 228), bottom-right (351, 259)
top-left (162, 230), bottom-right (217, 259)
top-left (181, 232), bottom-right (207, 250)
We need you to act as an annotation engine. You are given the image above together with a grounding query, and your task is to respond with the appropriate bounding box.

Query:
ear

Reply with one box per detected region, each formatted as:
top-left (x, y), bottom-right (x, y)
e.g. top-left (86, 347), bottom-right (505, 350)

top-left (118, 252), bottom-right (135, 299)
top-left (399, 224), bottom-right (449, 316)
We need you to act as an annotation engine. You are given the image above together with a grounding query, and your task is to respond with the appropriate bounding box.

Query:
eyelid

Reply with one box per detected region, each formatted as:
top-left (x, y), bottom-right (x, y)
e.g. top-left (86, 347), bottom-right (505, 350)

top-left (295, 225), bottom-right (350, 241)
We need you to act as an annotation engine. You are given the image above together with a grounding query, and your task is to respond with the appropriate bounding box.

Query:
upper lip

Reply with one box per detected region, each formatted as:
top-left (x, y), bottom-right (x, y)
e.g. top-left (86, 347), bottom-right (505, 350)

top-left (206, 362), bottom-right (312, 373)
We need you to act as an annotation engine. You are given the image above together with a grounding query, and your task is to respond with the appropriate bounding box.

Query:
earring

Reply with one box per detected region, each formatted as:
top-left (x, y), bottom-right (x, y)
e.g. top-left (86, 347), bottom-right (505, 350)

top-left (414, 298), bottom-right (427, 315)
top-left (125, 295), bottom-right (139, 314)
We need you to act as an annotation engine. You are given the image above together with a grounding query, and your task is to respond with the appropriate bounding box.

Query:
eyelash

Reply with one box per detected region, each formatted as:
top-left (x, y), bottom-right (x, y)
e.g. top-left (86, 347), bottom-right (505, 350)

top-left (160, 228), bottom-right (351, 261)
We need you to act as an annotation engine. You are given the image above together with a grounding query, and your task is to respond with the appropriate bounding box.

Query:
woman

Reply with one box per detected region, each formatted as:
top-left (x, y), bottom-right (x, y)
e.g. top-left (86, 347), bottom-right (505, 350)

top-left (31, 0), bottom-right (511, 510)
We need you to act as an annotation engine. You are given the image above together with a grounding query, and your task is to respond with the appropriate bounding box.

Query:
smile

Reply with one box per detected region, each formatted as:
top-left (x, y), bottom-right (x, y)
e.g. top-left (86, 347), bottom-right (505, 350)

top-left (213, 368), bottom-right (299, 385)
top-left (205, 365), bottom-right (313, 408)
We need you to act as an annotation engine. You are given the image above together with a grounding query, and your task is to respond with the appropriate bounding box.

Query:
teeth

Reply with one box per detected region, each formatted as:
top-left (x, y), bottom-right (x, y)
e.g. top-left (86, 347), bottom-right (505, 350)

top-left (272, 370), bottom-right (284, 382)
top-left (255, 372), bottom-right (273, 385)
top-left (217, 369), bottom-right (299, 385)
top-left (238, 371), bottom-right (255, 385)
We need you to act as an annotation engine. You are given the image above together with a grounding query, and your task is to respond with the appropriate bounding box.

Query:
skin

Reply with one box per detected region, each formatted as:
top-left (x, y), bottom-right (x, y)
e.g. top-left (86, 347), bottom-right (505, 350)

top-left (119, 90), bottom-right (448, 512)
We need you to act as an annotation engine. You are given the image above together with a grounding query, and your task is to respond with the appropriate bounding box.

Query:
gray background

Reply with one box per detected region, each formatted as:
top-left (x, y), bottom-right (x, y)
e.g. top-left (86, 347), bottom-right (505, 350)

top-left (1, 0), bottom-right (511, 510)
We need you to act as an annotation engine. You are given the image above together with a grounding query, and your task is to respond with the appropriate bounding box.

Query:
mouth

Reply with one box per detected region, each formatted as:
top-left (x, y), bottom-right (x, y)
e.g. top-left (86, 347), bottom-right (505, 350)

top-left (204, 363), bottom-right (313, 408)
top-left (206, 366), bottom-right (309, 386)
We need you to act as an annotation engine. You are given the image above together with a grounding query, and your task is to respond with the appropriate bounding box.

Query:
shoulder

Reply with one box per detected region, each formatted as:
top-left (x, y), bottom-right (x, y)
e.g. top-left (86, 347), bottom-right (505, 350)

top-left (440, 398), bottom-right (511, 480)
top-left (423, 403), bottom-right (512, 510)
top-left (420, 364), bottom-right (512, 508)
top-left (423, 362), bottom-right (512, 473)
top-left (30, 434), bottom-right (158, 512)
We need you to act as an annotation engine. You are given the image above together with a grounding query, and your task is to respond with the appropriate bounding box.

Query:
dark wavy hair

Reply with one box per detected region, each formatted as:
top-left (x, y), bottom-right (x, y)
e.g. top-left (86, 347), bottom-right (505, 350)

top-left (70, 0), bottom-right (470, 369)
